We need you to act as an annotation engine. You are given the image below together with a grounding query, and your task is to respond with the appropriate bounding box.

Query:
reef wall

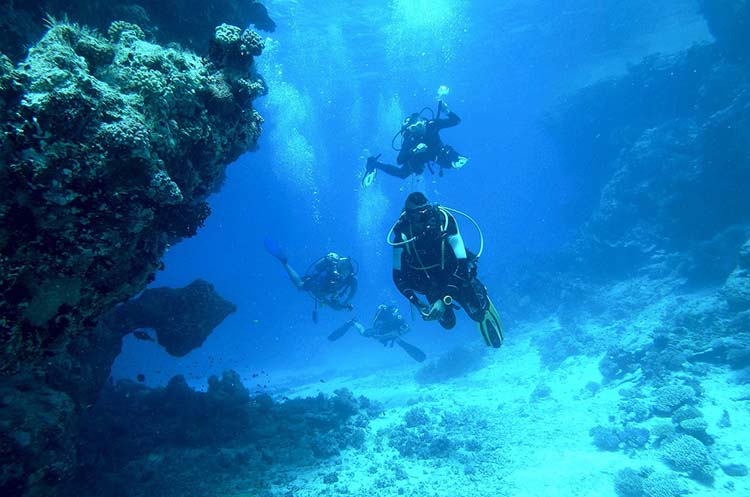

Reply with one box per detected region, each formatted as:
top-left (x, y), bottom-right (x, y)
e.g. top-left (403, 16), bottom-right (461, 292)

top-left (0, 0), bottom-right (275, 62)
top-left (0, 2), bottom-right (271, 495)
top-left (541, 1), bottom-right (750, 284)
top-left (0, 19), bottom-right (263, 374)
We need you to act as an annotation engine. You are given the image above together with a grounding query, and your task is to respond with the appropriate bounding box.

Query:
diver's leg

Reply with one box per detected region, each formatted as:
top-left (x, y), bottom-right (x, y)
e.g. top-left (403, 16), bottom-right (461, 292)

top-left (438, 306), bottom-right (456, 329)
top-left (437, 145), bottom-right (468, 169)
top-left (455, 277), bottom-right (489, 321)
top-left (456, 278), bottom-right (503, 348)
top-left (375, 161), bottom-right (413, 179)
top-left (282, 263), bottom-right (305, 290)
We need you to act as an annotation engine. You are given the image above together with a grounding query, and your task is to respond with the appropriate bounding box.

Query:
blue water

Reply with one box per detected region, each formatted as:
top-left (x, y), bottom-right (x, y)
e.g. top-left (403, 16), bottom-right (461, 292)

top-left (112, 0), bottom-right (711, 384)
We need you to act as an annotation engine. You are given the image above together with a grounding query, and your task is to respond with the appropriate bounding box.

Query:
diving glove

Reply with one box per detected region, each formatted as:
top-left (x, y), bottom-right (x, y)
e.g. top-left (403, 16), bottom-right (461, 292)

top-left (477, 297), bottom-right (504, 348)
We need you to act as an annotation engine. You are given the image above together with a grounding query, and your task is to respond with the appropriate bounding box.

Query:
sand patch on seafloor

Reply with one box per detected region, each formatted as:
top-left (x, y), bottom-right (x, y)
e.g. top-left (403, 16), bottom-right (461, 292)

top-left (255, 321), bottom-right (750, 497)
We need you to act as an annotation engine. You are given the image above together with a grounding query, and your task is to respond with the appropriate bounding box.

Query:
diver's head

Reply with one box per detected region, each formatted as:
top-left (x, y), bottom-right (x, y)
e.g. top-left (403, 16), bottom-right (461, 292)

top-left (326, 253), bottom-right (353, 279)
top-left (402, 113), bottom-right (426, 137)
top-left (403, 192), bottom-right (436, 227)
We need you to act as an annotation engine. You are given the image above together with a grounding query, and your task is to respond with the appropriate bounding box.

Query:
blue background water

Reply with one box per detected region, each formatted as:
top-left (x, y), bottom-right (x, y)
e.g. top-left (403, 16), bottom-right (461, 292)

top-left (112, 0), bottom-right (711, 386)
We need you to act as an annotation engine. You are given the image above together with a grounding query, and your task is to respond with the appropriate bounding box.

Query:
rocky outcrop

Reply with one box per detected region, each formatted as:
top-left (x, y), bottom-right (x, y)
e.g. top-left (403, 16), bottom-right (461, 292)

top-left (721, 240), bottom-right (750, 311)
top-left (102, 279), bottom-right (237, 357)
top-left (66, 372), bottom-right (376, 497)
top-left (0, 375), bottom-right (78, 497)
top-left (546, 41), bottom-right (750, 284)
top-left (698, 0), bottom-right (750, 64)
top-left (1, 15), bottom-right (264, 496)
top-left (0, 20), bottom-right (263, 375)
top-left (0, 0), bottom-right (275, 62)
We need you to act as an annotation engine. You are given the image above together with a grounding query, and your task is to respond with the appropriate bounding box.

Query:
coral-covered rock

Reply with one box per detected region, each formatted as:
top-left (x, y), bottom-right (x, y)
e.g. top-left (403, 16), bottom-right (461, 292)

top-left (722, 240), bottom-right (750, 311)
top-left (102, 279), bottom-right (237, 357)
top-left (698, 0), bottom-right (750, 64)
top-left (652, 385), bottom-right (696, 416)
top-left (0, 375), bottom-right (77, 497)
top-left (661, 434), bottom-right (714, 481)
top-left (545, 42), bottom-right (750, 284)
top-left (0, 1), bottom-right (275, 62)
top-left (0, 21), bottom-right (260, 373)
top-left (72, 373), bottom-right (373, 496)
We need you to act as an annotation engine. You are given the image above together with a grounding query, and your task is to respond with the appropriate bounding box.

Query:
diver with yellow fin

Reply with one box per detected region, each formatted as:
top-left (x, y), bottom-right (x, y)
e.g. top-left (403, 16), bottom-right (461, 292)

top-left (388, 192), bottom-right (504, 348)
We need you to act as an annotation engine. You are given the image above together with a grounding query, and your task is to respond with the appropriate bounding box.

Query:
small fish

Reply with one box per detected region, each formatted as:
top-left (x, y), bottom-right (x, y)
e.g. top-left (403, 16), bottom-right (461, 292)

top-left (136, 373), bottom-right (145, 382)
top-left (251, 319), bottom-right (260, 326)
top-left (133, 330), bottom-right (155, 342)
top-left (319, 379), bottom-right (326, 383)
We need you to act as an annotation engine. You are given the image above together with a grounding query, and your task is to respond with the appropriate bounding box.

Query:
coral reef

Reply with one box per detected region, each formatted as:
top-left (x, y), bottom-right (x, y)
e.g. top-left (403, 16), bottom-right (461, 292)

top-left (383, 406), bottom-right (486, 460)
top-left (721, 239), bottom-right (750, 311)
top-left (541, 0), bottom-right (750, 291)
top-left (0, 375), bottom-right (77, 497)
top-left (615, 467), bottom-right (687, 497)
top-left (590, 425), bottom-right (649, 452)
top-left (661, 434), bottom-right (714, 482)
top-left (698, 0), bottom-right (750, 64)
top-left (0, 1), bottom-right (275, 62)
top-left (1, 13), bottom-right (265, 497)
top-left (0, 20), bottom-right (263, 374)
top-left (101, 279), bottom-right (237, 357)
top-left (651, 385), bottom-right (696, 417)
top-left (67, 372), bottom-right (373, 497)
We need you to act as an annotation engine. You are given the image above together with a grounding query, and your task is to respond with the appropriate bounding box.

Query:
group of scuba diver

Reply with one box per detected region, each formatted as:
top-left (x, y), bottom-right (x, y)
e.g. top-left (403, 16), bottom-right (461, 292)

top-left (265, 87), bottom-right (504, 363)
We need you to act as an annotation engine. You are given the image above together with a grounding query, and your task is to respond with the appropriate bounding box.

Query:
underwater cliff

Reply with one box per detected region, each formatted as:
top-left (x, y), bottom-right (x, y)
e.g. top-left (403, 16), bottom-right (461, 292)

top-left (1, 2), bottom-right (271, 495)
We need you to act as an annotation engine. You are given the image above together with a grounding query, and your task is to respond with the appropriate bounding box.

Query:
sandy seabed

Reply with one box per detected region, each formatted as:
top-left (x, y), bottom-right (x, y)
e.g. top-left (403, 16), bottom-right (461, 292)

top-left (233, 323), bottom-right (749, 497)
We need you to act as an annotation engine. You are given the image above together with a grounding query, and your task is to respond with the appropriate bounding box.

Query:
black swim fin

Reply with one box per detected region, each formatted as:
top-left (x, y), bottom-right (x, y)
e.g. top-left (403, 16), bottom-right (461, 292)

top-left (263, 237), bottom-right (288, 264)
top-left (328, 320), bottom-right (355, 341)
top-left (396, 339), bottom-right (426, 362)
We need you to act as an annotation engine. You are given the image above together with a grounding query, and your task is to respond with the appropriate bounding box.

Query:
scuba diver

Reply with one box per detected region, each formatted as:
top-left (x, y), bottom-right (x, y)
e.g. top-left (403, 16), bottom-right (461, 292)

top-left (362, 98), bottom-right (468, 187)
top-left (328, 304), bottom-right (426, 362)
top-left (387, 192), bottom-right (504, 348)
top-left (264, 238), bottom-right (357, 322)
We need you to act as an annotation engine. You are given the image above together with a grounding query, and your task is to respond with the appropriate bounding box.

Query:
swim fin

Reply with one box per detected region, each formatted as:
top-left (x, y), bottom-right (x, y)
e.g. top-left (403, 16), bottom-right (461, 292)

top-left (361, 155), bottom-right (380, 187)
top-left (263, 237), bottom-right (288, 264)
top-left (452, 155), bottom-right (469, 169)
top-left (396, 338), bottom-right (426, 362)
top-left (477, 297), bottom-right (504, 348)
top-left (328, 320), bottom-right (355, 341)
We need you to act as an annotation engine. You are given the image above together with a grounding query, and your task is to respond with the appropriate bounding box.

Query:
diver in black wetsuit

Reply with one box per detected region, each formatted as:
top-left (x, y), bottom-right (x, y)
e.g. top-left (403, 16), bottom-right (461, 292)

top-left (388, 192), bottom-right (504, 348)
top-left (265, 239), bottom-right (357, 321)
top-left (327, 304), bottom-right (426, 362)
top-left (362, 100), bottom-right (468, 185)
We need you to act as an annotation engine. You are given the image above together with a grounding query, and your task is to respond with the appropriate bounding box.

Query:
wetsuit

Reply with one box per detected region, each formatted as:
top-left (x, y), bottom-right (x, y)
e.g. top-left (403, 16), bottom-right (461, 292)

top-left (375, 111), bottom-right (463, 179)
top-left (391, 207), bottom-right (491, 329)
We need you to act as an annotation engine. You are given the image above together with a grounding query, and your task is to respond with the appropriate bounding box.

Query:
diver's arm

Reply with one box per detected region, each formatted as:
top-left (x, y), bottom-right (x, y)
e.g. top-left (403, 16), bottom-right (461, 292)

top-left (436, 102), bottom-right (461, 129)
top-left (393, 247), bottom-right (427, 311)
top-left (396, 146), bottom-right (409, 165)
top-left (448, 234), bottom-right (473, 282)
top-left (282, 262), bottom-right (305, 290)
top-left (447, 233), bottom-right (467, 260)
